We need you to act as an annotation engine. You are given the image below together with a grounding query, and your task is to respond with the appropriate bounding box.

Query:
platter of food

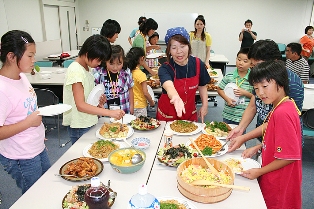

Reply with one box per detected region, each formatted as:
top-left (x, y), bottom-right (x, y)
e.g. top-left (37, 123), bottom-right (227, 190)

top-left (167, 120), bottom-right (202, 136)
top-left (130, 115), bottom-right (161, 131)
top-left (62, 183), bottom-right (116, 209)
top-left (82, 140), bottom-right (126, 162)
top-left (186, 134), bottom-right (228, 157)
top-left (224, 158), bottom-right (261, 174)
top-left (59, 157), bottom-right (103, 181)
top-left (158, 196), bottom-right (197, 209)
top-left (96, 122), bottom-right (134, 140)
top-left (202, 121), bottom-right (234, 139)
top-left (208, 70), bottom-right (219, 78)
top-left (157, 144), bottom-right (192, 167)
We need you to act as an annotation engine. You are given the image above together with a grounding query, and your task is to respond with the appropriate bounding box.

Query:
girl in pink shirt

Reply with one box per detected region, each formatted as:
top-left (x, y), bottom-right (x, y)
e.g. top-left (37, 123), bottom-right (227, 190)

top-left (0, 30), bottom-right (51, 194)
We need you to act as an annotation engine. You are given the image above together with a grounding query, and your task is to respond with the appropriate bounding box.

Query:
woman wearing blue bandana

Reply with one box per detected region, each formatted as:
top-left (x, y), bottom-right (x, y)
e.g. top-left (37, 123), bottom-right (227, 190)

top-left (156, 27), bottom-right (210, 122)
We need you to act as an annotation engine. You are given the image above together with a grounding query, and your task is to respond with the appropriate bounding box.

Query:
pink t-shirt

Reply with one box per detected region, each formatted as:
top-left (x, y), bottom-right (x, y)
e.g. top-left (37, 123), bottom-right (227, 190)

top-left (0, 73), bottom-right (45, 159)
top-left (260, 101), bottom-right (302, 209)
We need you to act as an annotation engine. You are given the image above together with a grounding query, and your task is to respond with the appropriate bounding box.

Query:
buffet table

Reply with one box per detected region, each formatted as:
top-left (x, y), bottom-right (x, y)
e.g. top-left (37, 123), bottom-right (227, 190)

top-left (10, 119), bottom-right (266, 209)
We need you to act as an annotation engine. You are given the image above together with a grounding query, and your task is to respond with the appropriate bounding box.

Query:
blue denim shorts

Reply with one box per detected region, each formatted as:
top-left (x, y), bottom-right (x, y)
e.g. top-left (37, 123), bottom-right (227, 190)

top-left (67, 126), bottom-right (92, 144)
top-left (0, 149), bottom-right (51, 194)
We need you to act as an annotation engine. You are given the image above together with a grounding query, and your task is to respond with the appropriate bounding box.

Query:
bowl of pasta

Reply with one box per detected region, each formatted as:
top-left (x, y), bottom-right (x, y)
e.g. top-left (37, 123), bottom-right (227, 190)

top-left (108, 148), bottom-right (146, 174)
top-left (177, 158), bottom-right (234, 203)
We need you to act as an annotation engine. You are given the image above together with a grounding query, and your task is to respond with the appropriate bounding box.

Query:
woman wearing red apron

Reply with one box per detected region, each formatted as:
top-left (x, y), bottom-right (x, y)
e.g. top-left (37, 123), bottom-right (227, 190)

top-left (157, 27), bottom-right (210, 122)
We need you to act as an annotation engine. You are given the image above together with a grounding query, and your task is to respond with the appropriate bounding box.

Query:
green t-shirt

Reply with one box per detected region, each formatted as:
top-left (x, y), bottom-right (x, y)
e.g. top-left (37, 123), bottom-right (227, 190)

top-left (63, 62), bottom-right (98, 128)
top-left (218, 68), bottom-right (253, 123)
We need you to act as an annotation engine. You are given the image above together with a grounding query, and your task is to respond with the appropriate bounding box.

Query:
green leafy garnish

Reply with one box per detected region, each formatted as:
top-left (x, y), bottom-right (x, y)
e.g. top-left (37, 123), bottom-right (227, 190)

top-left (109, 127), bottom-right (118, 132)
top-left (160, 203), bottom-right (178, 209)
top-left (202, 146), bottom-right (213, 156)
top-left (205, 121), bottom-right (229, 132)
top-left (211, 70), bottom-right (217, 75)
top-left (34, 65), bottom-right (40, 72)
top-left (95, 140), bottom-right (115, 148)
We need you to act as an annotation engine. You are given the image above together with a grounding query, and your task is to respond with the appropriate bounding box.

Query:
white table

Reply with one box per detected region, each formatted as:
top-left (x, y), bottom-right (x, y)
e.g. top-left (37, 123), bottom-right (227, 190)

top-left (209, 54), bottom-right (229, 75)
top-left (10, 118), bottom-right (166, 209)
top-left (10, 120), bottom-right (266, 209)
top-left (147, 130), bottom-right (267, 209)
top-left (303, 84), bottom-right (314, 111)
top-left (25, 67), bottom-right (66, 85)
top-left (43, 50), bottom-right (79, 61)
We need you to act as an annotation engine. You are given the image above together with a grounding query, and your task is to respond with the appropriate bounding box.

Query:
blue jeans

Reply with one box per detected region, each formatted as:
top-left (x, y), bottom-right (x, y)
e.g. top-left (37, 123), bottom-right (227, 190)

top-left (0, 149), bottom-right (51, 194)
top-left (67, 126), bottom-right (92, 144)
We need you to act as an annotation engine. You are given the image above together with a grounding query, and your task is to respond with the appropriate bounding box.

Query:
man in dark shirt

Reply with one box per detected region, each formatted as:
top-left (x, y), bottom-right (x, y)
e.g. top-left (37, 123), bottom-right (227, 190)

top-left (239, 19), bottom-right (257, 49)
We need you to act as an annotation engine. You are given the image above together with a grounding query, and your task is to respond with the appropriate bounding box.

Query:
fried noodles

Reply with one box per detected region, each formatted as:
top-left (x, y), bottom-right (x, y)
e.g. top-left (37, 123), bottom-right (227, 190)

top-left (88, 140), bottom-right (120, 159)
top-left (170, 120), bottom-right (198, 133)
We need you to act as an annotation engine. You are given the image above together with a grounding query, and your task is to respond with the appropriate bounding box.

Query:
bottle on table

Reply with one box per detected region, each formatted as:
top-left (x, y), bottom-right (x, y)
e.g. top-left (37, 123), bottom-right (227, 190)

top-left (84, 177), bottom-right (110, 209)
top-left (163, 129), bottom-right (173, 148)
top-left (128, 184), bottom-right (160, 209)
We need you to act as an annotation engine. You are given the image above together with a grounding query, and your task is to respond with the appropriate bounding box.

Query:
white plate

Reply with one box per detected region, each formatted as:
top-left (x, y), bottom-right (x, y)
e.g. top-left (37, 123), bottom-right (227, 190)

top-left (167, 121), bottom-right (202, 136)
top-left (82, 142), bottom-right (127, 162)
top-left (56, 68), bottom-right (65, 74)
top-left (224, 83), bottom-right (239, 104)
top-left (95, 125), bottom-right (134, 140)
top-left (225, 158), bottom-right (261, 174)
top-left (147, 85), bottom-right (157, 102)
top-left (37, 104), bottom-right (72, 116)
top-left (87, 84), bottom-right (105, 106)
top-left (304, 84), bottom-right (314, 89)
top-left (185, 138), bottom-right (228, 157)
top-left (40, 71), bottom-right (52, 74)
top-left (109, 114), bottom-right (136, 124)
top-left (158, 196), bottom-right (198, 209)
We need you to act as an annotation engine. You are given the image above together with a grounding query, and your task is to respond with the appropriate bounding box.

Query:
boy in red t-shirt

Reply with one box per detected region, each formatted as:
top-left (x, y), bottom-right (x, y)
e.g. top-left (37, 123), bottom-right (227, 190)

top-left (241, 60), bottom-right (302, 209)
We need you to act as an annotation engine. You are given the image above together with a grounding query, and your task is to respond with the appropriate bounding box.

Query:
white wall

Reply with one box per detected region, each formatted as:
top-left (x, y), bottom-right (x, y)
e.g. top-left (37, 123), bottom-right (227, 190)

top-left (0, 0), bottom-right (313, 65)
top-left (77, 0), bottom-right (313, 65)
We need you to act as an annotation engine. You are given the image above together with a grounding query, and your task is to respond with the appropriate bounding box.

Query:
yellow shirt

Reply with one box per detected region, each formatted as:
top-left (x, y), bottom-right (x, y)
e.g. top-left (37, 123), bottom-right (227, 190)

top-left (189, 32), bottom-right (212, 46)
top-left (132, 67), bottom-right (148, 108)
top-left (63, 62), bottom-right (98, 128)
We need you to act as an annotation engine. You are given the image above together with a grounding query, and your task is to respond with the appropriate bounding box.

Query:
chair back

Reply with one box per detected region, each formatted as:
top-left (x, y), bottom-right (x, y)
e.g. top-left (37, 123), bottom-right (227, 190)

top-left (277, 43), bottom-right (286, 54)
top-left (63, 59), bottom-right (75, 68)
top-left (34, 88), bottom-right (59, 107)
top-left (35, 61), bottom-right (53, 67)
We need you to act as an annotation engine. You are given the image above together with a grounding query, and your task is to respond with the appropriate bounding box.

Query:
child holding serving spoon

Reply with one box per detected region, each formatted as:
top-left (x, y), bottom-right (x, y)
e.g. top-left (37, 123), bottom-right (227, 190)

top-left (241, 61), bottom-right (302, 209)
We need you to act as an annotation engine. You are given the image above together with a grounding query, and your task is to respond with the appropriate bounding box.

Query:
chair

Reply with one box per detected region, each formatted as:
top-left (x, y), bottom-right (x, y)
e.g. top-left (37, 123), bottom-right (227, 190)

top-left (34, 88), bottom-right (70, 147)
top-left (277, 43), bottom-right (286, 54)
top-left (35, 61), bottom-right (53, 67)
top-left (63, 59), bottom-right (75, 68)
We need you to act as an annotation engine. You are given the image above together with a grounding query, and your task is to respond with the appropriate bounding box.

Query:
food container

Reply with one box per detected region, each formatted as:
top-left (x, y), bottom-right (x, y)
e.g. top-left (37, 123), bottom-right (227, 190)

top-left (108, 148), bottom-right (146, 174)
top-left (163, 129), bottom-right (173, 148)
top-left (131, 137), bottom-right (150, 150)
top-left (177, 158), bottom-right (234, 203)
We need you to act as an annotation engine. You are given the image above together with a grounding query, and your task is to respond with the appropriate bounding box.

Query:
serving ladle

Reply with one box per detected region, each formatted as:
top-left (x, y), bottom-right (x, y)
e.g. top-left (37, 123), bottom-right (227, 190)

top-left (122, 138), bottom-right (143, 164)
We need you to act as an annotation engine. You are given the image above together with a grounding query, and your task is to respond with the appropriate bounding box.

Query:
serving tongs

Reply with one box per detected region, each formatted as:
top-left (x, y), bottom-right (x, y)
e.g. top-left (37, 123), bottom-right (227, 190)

top-left (188, 138), bottom-right (219, 175)
top-left (191, 179), bottom-right (250, 191)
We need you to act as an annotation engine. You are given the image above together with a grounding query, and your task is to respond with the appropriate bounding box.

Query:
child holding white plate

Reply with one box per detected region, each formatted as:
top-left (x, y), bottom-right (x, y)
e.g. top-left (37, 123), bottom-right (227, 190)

top-left (94, 45), bottom-right (134, 114)
top-left (0, 30), bottom-right (51, 194)
top-left (63, 35), bottom-right (125, 144)
top-left (217, 47), bottom-right (253, 125)
top-left (241, 61), bottom-right (301, 209)
top-left (126, 47), bottom-right (155, 117)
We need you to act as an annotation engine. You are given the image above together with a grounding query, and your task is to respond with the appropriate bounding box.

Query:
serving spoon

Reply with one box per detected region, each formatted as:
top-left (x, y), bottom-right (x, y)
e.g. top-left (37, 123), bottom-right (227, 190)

top-left (122, 138), bottom-right (143, 164)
